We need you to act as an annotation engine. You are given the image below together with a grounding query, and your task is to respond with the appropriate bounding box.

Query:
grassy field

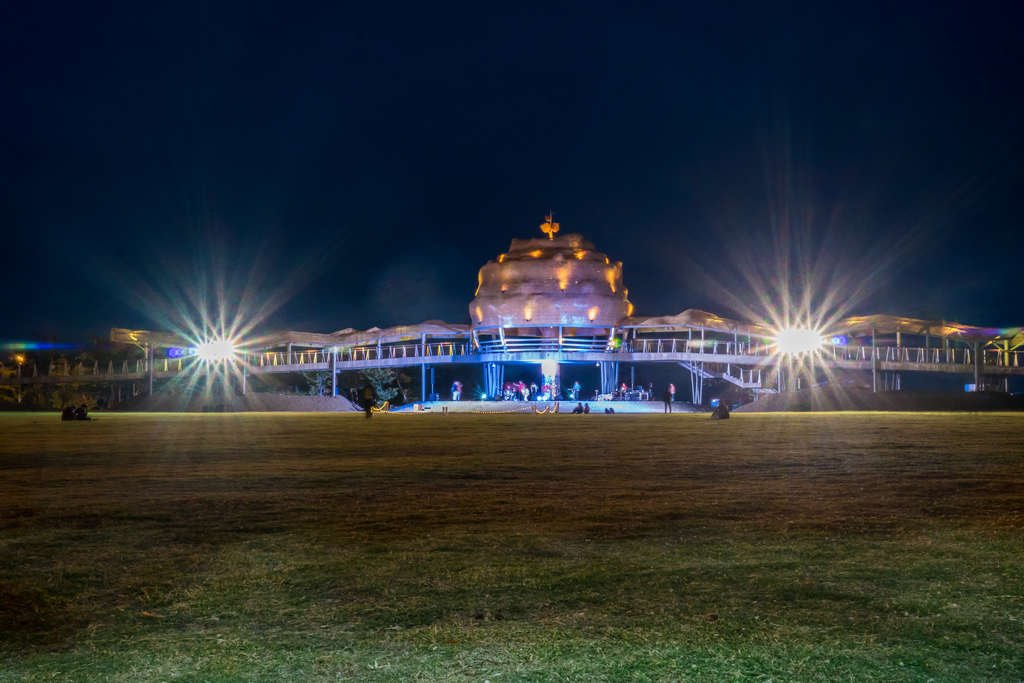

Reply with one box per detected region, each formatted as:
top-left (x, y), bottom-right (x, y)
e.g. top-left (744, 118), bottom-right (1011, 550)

top-left (1, 412), bottom-right (1022, 681)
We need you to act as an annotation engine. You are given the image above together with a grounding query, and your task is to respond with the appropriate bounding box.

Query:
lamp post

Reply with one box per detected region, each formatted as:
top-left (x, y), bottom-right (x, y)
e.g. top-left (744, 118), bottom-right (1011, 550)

top-left (14, 353), bottom-right (25, 404)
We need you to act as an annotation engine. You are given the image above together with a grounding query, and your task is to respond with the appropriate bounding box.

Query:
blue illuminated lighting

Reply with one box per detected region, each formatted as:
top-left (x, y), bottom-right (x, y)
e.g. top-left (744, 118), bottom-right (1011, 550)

top-left (831, 335), bottom-right (849, 346)
top-left (167, 347), bottom-right (197, 359)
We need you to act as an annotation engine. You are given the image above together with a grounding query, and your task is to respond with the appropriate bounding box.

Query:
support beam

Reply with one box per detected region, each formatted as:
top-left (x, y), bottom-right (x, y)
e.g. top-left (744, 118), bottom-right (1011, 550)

top-left (331, 349), bottom-right (337, 396)
top-left (598, 361), bottom-right (619, 395)
top-left (871, 327), bottom-right (878, 393)
top-left (421, 363), bottom-right (427, 402)
top-left (692, 362), bottom-right (704, 405)
top-left (974, 341), bottom-right (982, 391)
top-left (484, 362), bottom-right (503, 398)
top-left (147, 344), bottom-right (154, 396)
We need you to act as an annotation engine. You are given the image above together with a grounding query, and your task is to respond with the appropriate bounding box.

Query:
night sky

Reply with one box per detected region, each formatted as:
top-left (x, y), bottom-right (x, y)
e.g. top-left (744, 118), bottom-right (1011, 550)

top-left (3, 2), bottom-right (1022, 343)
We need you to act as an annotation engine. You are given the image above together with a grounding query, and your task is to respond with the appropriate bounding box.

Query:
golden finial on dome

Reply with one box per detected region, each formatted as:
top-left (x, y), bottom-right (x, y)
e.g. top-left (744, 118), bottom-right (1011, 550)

top-left (539, 212), bottom-right (560, 240)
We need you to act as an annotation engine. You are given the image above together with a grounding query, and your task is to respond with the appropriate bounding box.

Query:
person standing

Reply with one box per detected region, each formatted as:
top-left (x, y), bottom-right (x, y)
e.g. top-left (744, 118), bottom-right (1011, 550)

top-left (451, 380), bottom-right (462, 401)
top-left (360, 383), bottom-right (376, 419)
top-left (663, 387), bottom-right (673, 414)
top-left (669, 382), bottom-right (676, 405)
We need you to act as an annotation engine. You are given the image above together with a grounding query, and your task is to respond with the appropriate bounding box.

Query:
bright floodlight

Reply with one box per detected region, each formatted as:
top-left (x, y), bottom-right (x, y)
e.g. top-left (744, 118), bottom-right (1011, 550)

top-left (196, 338), bottom-right (236, 362)
top-left (774, 327), bottom-right (823, 355)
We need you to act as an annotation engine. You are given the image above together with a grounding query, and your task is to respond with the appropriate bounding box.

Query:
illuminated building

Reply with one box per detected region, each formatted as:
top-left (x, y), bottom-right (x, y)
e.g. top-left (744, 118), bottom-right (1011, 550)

top-left (4, 216), bottom-right (1022, 406)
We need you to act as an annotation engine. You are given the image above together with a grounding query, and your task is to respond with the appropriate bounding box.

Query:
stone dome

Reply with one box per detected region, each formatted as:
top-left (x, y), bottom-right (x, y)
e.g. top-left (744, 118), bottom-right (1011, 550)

top-left (469, 223), bottom-right (634, 330)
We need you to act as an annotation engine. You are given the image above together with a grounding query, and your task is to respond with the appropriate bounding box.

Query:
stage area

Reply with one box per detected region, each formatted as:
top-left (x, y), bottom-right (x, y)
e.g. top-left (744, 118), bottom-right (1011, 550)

top-left (2, 412), bottom-right (1022, 680)
top-left (397, 400), bottom-right (699, 413)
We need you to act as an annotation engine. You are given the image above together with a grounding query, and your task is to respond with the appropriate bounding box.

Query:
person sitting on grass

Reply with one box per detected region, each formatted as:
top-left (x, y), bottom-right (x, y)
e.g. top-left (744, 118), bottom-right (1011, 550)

top-left (74, 404), bottom-right (92, 421)
top-left (61, 406), bottom-right (75, 421)
top-left (572, 402), bottom-right (584, 414)
top-left (710, 403), bottom-right (730, 420)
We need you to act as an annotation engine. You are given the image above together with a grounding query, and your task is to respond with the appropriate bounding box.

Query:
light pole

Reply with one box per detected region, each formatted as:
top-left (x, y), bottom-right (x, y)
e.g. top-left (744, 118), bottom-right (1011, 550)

top-left (14, 353), bottom-right (25, 404)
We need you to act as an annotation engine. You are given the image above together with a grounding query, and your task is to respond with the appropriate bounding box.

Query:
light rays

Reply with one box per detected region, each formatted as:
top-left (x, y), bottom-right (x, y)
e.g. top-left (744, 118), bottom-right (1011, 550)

top-left (669, 125), bottom-right (938, 396)
top-left (92, 229), bottom-right (338, 404)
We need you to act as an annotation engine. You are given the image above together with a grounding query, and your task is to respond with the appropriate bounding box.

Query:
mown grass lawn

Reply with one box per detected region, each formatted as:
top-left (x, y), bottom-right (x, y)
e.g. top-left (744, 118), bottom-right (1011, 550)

top-left (1, 411), bottom-right (1022, 681)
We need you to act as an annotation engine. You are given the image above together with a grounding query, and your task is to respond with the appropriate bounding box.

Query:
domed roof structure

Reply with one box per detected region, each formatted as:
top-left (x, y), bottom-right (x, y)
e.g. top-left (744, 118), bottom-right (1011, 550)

top-left (469, 215), bottom-right (634, 331)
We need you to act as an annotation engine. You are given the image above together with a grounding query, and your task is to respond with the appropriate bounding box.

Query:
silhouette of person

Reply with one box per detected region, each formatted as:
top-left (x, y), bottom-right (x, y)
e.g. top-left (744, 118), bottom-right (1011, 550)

top-left (360, 384), bottom-right (376, 419)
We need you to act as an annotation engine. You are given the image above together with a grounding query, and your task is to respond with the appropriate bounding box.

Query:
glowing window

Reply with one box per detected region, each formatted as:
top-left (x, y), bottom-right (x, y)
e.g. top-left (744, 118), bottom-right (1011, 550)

top-left (588, 306), bottom-right (599, 321)
top-left (528, 249), bottom-right (543, 258)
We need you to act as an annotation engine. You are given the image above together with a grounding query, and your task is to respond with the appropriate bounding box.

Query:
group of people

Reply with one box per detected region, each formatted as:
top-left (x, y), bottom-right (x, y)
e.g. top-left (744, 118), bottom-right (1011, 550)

top-left (60, 404), bottom-right (91, 421)
top-left (570, 402), bottom-right (618, 414)
top-left (498, 380), bottom-right (541, 401)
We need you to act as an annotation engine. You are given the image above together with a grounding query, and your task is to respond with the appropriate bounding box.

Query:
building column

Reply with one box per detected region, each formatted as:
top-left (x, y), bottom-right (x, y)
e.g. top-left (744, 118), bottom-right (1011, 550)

top-left (974, 341), bottom-right (982, 391)
top-left (484, 362), bottom-right (503, 398)
top-left (147, 344), bottom-right (155, 396)
top-left (871, 327), bottom-right (878, 393)
top-left (421, 363), bottom-right (427, 402)
top-left (685, 362), bottom-right (704, 405)
top-left (241, 364), bottom-right (247, 395)
top-left (331, 349), bottom-right (337, 396)
top-left (598, 361), bottom-right (619, 395)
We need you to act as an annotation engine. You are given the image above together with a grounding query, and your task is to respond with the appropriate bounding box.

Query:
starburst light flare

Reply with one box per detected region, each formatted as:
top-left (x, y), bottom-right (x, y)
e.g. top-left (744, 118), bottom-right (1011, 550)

top-left (773, 327), bottom-right (825, 355)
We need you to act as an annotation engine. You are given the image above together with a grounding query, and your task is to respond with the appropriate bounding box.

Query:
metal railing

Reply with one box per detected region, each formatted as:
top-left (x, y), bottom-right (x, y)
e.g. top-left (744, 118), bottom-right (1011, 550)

top-left (476, 338), bottom-right (612, 353)
top-left (626, 338), bottom-right (1024, 368)
top-left (625, 338), bottom-right (772, 355)
top-left (6, 340), bottom-right (1022, 385)
top-left (243, 341), bottom-right (472, 367)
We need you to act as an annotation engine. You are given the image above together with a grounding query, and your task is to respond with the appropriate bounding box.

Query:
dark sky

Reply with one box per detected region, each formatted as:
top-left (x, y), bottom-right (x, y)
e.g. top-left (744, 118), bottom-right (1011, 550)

top-left (2, 1), bottom-right (1022, 343)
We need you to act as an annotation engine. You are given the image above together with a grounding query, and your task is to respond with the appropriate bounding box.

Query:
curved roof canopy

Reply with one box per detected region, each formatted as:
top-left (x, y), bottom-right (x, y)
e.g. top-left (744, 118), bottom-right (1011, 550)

top-left (833, 315), bottom-right (1023, 346)
top-left (624, 309), bottom-right (775, 338)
